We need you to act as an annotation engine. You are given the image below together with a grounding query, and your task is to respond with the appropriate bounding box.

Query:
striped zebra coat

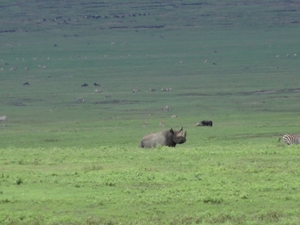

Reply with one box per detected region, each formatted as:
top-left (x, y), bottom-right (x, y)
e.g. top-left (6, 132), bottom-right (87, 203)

top-left (280, 134), bottom-right (300, 145)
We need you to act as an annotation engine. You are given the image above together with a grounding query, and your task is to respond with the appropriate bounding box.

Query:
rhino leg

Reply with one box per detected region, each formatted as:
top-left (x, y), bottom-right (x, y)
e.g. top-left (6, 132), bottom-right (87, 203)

top-left (139, 141), bottom-right (145, 148)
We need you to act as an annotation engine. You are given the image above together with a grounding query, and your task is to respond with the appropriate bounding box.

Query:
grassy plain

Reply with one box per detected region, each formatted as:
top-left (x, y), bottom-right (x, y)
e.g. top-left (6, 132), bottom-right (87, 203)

top-left (1, 0), bottom-right (300, 224)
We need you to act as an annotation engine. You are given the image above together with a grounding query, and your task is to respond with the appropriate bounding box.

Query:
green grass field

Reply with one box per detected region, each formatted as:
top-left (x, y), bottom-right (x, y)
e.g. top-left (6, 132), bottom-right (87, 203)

top-left (1, 1), bottom-right (300, 224)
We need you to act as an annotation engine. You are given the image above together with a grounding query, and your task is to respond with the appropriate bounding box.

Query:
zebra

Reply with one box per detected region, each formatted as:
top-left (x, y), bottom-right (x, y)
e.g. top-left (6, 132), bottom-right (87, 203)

top-left (0, 115), bottom-right (7, 121)
top-left (10, 66), bottom-right (17, 71)
top-left (76, 97), bottom-right (85, 102)
top-left (132, 89), bottom-right (141, 93)
top-left (94, 89), bottom-right (102, 94)
top-left (161, 88), bottom-right (172, 92)
top-left (279, 134), bottom-right (300, 145)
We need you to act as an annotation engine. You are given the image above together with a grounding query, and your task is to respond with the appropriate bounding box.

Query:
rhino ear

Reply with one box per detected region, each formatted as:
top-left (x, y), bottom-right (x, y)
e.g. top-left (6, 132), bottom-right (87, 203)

top-left (184, 131), bottom-right (187, 138)
top-left (170, 128), bottom-right (174, 133)
top-left (180, 127), bottom-right (183, 132)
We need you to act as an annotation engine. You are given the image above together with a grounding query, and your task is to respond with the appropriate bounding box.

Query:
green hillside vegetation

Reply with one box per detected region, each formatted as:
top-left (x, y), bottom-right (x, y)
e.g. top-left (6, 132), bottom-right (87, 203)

top-left (1, 0), bottom-right (300, 224)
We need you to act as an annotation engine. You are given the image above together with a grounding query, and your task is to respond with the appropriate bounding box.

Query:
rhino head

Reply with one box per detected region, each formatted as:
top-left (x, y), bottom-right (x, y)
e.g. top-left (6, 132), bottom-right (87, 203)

top-left (171, 127), bottom-right (187, 144)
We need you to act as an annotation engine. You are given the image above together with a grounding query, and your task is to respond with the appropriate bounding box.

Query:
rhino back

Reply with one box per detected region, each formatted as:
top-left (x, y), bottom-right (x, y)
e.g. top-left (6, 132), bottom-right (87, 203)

top-left (140, 131), bottom-right (167, 148)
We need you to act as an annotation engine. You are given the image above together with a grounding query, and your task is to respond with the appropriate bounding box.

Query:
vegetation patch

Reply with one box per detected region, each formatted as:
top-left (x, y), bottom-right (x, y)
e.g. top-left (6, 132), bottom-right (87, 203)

top-left (1, 0), bottom-right (300, 224)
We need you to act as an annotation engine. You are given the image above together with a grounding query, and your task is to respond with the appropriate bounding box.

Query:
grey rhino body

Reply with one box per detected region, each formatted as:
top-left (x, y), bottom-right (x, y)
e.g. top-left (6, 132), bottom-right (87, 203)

top-left (139, 127), bottom-right (187, 148)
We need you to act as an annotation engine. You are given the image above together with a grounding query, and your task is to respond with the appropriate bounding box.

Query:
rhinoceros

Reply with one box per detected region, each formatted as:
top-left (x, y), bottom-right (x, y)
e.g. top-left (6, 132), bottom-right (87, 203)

top-left (139, 127), bottom-right (187, 148)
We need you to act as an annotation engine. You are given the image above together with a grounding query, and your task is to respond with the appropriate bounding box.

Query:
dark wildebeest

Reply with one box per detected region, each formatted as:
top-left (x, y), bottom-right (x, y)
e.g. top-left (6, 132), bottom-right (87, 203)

top-left (196, 120), bottom-right (213, 127)
top-left (139, 127), bottom-right (187, 148)
top-left (94, 82), bottom-right (100, 86)
top-left (23, 82), bottom-right (30, 86)
top-left (81, 83), bottom-right (88, 87)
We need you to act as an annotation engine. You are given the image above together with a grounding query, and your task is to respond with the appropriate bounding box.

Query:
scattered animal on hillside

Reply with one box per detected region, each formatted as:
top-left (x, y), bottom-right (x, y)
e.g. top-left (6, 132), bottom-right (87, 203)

top-left (23, 82), bottom-right (30, 86)
top-left (94, 89), bottom-right (102, 94)
top-left (10, 66), bottom-right (17, 71)
top-left (94, 82), bottom-right (100, 86)
top-left (279, 134), bottom-right (300, 145)
top-left (76, 97), bottom-right (85, 102)
top-left (0, 115), bottom-right (7, 121)
top-left (142, 120), bottom-right (148, 128)
top-left (196, 120), bottom-right (213, 127)
top-left (81, 83), bottom-right (88, 87)
top-left (105, 94), bottom-right (111, 99)
top-left (139, 127), bottom-right (187, 148)
top-left (161, 88), bottom-right (172, 92)
top-left (149, 88), bottom-right (157, 92)
top-left (133, 89), bottom-right (141, 93)
top-left (162, 105), bottom-right (170, 112)
top-left (171, 115), bottom-right (177, 118)
top-left (159, 121), bottom-right (166, 127)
